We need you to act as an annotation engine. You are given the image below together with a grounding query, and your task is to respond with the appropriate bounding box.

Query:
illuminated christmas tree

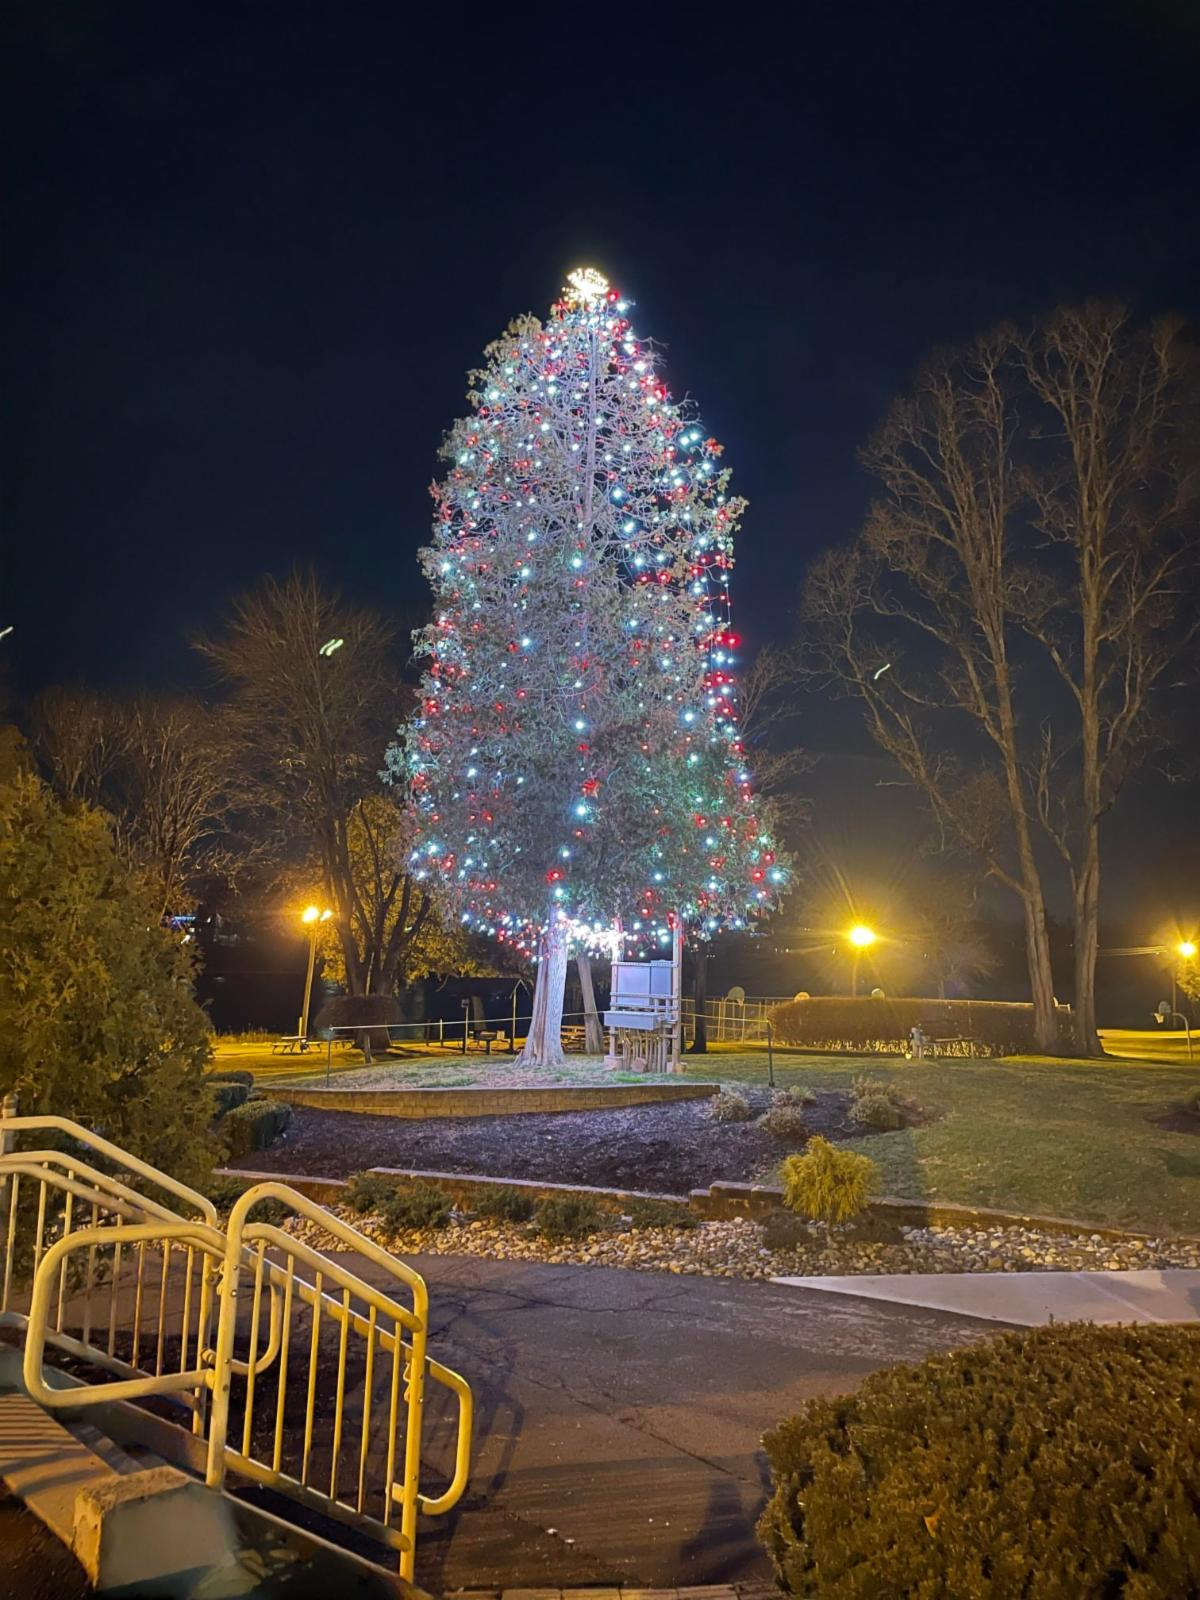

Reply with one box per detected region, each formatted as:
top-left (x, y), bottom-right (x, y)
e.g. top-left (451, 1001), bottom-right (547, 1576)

top-left (390, 269), bottom-right (784, 1065)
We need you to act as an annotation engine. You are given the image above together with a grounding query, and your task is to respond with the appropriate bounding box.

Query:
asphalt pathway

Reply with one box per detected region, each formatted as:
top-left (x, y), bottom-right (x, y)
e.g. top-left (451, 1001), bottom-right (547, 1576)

top-left (375, 1255), bottom-right (1003, 1593)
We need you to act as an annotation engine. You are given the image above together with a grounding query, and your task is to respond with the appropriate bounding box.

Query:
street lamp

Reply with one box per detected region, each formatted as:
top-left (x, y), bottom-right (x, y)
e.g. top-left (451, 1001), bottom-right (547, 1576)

top-left (299, 905), bottom-right (333, 1041)
top-left (846, 924), bottom-right (877, 998)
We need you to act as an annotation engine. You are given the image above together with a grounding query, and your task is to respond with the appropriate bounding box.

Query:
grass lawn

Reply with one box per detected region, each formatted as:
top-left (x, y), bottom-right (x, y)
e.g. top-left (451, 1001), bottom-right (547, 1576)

top-left (683, 1049), bottom-right (1200, 1236)
top-left (211, 1032), bottom-right (1200, 1234)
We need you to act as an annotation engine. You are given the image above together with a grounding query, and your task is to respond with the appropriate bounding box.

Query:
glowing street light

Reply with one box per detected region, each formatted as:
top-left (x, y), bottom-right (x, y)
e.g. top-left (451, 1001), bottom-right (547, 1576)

top-left (845, 924), bottom-right (878, 997)
top-left (1178, 940), bottom-right (1198, 961)
top-left (298, 905), bottom-right (333, 1041)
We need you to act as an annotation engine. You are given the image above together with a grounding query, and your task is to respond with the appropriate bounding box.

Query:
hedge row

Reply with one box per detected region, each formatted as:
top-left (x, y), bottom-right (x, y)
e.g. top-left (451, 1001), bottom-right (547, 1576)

top-left (759, 1322), bottom-right (1200, 1597)
top-left (767, 995), bottom-right (1072, 1056)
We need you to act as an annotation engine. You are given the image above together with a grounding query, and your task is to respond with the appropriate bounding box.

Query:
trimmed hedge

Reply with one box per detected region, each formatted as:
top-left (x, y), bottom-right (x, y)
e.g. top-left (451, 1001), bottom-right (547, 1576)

top-left (222, 1099), bottom-right (293, 1158)
top-left (759, 1323), bottom-right (1200, 1598)
top-left (768, 995), bottom-right (1072, 1056)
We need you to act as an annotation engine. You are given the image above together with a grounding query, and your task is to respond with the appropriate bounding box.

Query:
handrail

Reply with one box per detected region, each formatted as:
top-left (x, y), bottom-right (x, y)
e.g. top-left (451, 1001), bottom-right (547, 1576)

top-left (415, 1356), bottom-right (473, 1516)
top-left (11, 1160), bottom-right (474, 1582)
top-left (23, 1222), bottom-right (222, 1408)
top-left (0, 1115), bottom-right (216, 1225)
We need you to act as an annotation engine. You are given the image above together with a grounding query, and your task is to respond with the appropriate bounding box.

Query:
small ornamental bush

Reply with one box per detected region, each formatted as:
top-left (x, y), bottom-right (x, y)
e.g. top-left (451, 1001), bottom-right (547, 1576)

top-left (849, 1074), bottom-right (921, 1130)
top-left (759, 1323), bottom-right (1200, 1599)
top-left (210, 1080), bottom-right (250, 1117)
top-left (708, 1086), bottom-right (753, 1122)
top-left (534, 1193), bottom-right (605, 1241)
top-left (849, 1090), bottom-right (905, 1130)
top-left (221, 1099), bottom-right (293, 1157)
top-left (376, 1183), bottom-right (452, 1232)
top-left (344, 1172), bottom-right (397, 1215)
top-left (770, 1085), bottom-right (816, 1109)
top-left (780, 1136), bottom-right (877, 1225)
top-left (760, 1209), bottom-right (812, 1252)
top-left (344, 1174), bottom-right (451, 1230)
top-left (473, 1184), bottom-right (536, 1223)
top-left (625, 1198), bottom-right (697, 1231)
top-left (209, 1069), bottom-right (254, 1089)
top-left (758, 1103), bottom-right (809, 1144)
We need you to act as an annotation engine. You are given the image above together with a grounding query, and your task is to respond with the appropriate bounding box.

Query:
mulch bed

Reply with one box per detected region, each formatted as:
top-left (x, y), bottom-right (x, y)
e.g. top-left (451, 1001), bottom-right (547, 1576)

top-left (228, 1089), bottom-right (866, 1194)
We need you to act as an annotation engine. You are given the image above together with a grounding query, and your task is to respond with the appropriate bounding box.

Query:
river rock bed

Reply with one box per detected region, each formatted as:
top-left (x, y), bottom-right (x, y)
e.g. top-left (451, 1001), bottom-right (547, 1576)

top-left (281, 1205), bottom-right (1200, 1281)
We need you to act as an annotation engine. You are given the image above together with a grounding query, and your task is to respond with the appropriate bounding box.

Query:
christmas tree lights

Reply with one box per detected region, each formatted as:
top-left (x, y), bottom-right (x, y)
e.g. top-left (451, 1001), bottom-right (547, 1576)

top-left (389, 270), bottom-right (784, 1064)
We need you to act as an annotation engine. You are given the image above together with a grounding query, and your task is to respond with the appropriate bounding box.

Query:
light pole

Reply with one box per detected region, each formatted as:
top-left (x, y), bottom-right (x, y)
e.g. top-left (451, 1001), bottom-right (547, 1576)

top-left (846, 924), bottom-right (877, 998)
top-left (298, 905), bottom-right (333, 1041)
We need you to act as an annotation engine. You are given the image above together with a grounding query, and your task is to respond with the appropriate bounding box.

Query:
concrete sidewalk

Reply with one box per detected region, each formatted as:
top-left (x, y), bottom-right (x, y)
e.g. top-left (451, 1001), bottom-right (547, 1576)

top-left (772, 1267), bottom-right (1200, 1326)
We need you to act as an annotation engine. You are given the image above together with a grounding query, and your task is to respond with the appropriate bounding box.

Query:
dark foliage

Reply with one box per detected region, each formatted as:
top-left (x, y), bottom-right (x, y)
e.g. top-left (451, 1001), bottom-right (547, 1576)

top-left (472, 1184), bottom-right (536, 1223)
top-left (759, 1323), bottom-right (1200, 1598)
top-left (769, 995), bottom-right (1073, 1055)
top-left (534, 1193), bottom-right (605, 1240)
top-left (221, 1099), bottom-right (293, 1157)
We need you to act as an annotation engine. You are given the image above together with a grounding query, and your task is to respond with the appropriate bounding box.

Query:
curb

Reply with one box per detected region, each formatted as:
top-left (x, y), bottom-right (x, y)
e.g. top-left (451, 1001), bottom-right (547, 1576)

top-left (214, 1166), bottom-right (1200, 1248)
top-left (452, 1587), bottom-right (779, 1600)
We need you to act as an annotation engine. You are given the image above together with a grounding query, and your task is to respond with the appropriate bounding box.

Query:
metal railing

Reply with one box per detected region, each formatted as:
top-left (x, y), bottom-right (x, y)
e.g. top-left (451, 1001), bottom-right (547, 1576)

top-left (1, 1105), bottom-right (472, 1581)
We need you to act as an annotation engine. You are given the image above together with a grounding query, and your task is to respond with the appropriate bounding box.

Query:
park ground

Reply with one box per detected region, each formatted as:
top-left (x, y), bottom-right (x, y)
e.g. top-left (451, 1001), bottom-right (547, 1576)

top-left (212, 1033), bottom-right (1200, 1236)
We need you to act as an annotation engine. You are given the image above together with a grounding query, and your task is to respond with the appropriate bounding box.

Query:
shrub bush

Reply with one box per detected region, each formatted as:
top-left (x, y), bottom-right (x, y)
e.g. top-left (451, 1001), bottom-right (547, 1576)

top-left (758, 1104), bottom-right (810, 1144)
top-left (221, 1099), bottom-right (293, 1158)
top-left (849, 1091), bottom-right (905, 1130)
top-left (759, 1323), bottom-right (1200, 1599)
top-left (343, 1173), bottom-right (451, 1230)
top-left (473, 1184), bottom-right (536, 1223)
top-left (767, 994), bottom-right (1072, 1056)
top-left (209, 1069), bottom-right (254, 1088)
top-left (344, 1172), bottom-right (397, 1215)
top-left (760, 1209), bottom-right (812, 1252)
top-left (625, 1198), bottom-right (697, 1231)
top-left (535, 1194), bottom-right (605, 1240)
top-left (210, 1080), bottom-right (250, 1116)
top-left (708, 1086), bottom-right (753, 1122)
top-left (0, 772), bottom-right (218, 1192)
top-left (780, 1136), bottom-right (877, 1225)
top-left (771, 1085), bottom-right (816, 1108)
top-left (849, 1074), bottom-right (921, 1130)
top-left (377, 1183), bottom-right (452, 1232)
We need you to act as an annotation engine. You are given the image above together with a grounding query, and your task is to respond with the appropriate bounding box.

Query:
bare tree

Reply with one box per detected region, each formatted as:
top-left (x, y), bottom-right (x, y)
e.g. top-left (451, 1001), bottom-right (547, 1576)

top-left (800, 308), bottom-right (1198, 1054)
top-left (801, 328), bottom-right (1062, 1051)
top-left (32, 685), bottom-right (125, 806)
top-left (198, 569), bottom-right (433, 996)
top-left (32, 686), bottom-right (230, 918)
top-left (1014, 305), bottom-right (1198, 1052)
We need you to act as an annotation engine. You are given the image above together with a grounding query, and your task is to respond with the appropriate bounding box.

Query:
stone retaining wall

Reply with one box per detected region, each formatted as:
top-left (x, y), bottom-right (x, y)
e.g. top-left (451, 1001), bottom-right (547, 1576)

top-left (215, 1164), bottom-right (1195, 1245)
top-left (270, 1082), bottom-right (719, 1118)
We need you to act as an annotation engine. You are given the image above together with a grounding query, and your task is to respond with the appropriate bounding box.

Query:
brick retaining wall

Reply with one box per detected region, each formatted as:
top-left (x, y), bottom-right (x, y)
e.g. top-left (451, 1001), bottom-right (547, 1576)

top-left (270, 1082), bottom-right (719, 1118)
top-left (214, 1164), bottom-right (1194, 1244)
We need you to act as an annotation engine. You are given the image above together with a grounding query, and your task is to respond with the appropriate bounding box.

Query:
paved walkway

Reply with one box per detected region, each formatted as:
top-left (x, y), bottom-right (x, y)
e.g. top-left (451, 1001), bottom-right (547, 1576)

top-left (772, 1267), bottom-right (1200, 1326)
top-left (370, 1255), bottom-right (1000, 1593)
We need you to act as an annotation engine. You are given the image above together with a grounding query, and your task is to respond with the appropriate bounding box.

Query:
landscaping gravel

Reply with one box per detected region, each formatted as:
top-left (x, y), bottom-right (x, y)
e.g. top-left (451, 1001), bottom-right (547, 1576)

top-left (230, 1090), bottom-right (864, 1193)
top-left (282, 1206), bottom-right (1200, 1283)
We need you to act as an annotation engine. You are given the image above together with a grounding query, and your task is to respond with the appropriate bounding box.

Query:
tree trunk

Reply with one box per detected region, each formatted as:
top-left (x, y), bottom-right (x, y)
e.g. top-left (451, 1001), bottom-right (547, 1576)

top-left (1071, 835), bottom-right (1102, 1056)
top-left (576, 950), bottom-right (605, 1055)
top-left (688, 944), bottom-right (709, 1053)
top-left (1020, 893), bottom-right (1059, 1054)
top-left (515, 908), bottom-right (568, 1069)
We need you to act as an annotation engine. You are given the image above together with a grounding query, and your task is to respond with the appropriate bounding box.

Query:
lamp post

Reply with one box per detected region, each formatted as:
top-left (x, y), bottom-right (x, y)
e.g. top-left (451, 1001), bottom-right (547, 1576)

top-left (846, 924), bottom-right (877, 998)
top-left (1174, 940), bottom-right (1197, 1018)
top-left (298, 905), bottom-right (333, 1041)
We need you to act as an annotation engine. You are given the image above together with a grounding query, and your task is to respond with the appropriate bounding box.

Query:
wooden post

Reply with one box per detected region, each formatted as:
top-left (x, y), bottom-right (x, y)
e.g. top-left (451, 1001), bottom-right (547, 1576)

top-left (670, 915), bottom-right (684, 1073)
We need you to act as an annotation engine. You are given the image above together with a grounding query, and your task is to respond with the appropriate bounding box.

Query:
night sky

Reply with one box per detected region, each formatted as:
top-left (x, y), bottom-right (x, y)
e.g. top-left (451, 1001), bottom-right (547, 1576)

top-left (4, 1), bottom-right (1199, 926)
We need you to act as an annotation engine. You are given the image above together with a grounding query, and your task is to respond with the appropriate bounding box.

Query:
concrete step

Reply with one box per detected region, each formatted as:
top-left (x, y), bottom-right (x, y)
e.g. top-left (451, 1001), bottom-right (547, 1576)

top-left (1, 1376), bottom-right (433, 1597)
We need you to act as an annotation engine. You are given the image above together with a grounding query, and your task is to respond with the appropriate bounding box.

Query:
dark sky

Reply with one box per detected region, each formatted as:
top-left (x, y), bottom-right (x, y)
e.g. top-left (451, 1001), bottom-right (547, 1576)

top-left (3, 1), bottom-right (1199, 922)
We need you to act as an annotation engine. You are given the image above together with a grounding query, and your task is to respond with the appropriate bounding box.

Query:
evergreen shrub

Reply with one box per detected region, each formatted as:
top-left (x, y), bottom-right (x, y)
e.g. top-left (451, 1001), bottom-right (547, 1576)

top-left (221, 1099), bottom-right (293, 1157)
top-left (759, 1323), bottom-right (1200, 1599)
top-left (534, 1194), bottom-right (605, 1240)
top-left (473, 1184), bottom-right (536, 1223)
top-left (780, 1136), bottom-right (877, 1224)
